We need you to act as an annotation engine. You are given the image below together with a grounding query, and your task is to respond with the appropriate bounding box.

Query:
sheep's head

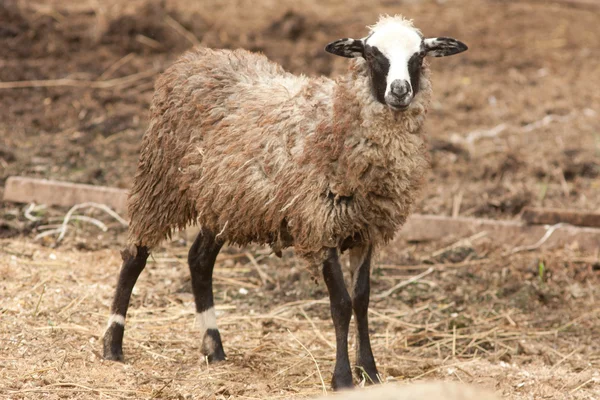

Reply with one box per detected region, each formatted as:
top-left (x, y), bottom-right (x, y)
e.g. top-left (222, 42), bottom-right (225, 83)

top-left (325, 15), bottom-right (468, 111)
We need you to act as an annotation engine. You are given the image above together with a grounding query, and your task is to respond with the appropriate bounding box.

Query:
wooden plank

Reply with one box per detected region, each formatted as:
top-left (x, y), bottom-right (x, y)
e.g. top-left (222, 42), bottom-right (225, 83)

top-left (4, 176), bottom-right (600, 253)
top-left (3, 176), bottom-right (128, 214)
top-left (500, 0), bottom-right (600, 10)
top-left (521, 207), bottom-right (600, 228)
top-left (396, 214), bottom-right (600, 254)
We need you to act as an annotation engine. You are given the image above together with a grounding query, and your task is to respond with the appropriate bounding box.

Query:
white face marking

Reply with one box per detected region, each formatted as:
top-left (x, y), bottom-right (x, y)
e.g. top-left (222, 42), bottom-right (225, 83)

top-left (195, 307), bottom-right (218, 335)
top-left (365, 22), bottom-right (422, 101)
top-left (106, 314), bottom-right (125, 329)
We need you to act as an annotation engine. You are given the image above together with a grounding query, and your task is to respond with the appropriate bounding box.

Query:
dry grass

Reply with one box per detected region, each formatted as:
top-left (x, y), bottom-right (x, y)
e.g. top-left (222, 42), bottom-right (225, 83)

top-left (1, 233), bottom-right (599, 399)
top-left (1, 0), bottom-right (600, 398)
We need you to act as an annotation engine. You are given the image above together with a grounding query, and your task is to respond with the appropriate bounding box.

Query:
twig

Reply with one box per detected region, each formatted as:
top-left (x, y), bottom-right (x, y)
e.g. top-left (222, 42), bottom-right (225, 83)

top-left (68, 215), bottom-right (108, 231)
top-left (33, 202), bottom-right (128, 243)
top-left (411, 359), bottom-right (479, 381)
top-left (429, 231), bottom-right (488, 259)
top-left (0, 69), bottom-right (156, 90)
top-left (34, 228), bottom-right (63, 240)
top-left (377, 259), bottom-right (487, 271)
top-left (551, 346), bottom-right (582, 371)
top-left (507, 223), bottom-right (566, 255)
top-left (245, 252), bottom-right (274, 285)
top-left (58, 294), bottom-right (88, 316)
top-left (452, 325), bottom-right (457, 357)
top-left (164, 15), bottom-right (200, 46)
top-left (135, 35), bottom-right (163, 50)
top-left (8, 382), bottom-right (144, 397)
top-left (36, 224), bottom-right (62, 231)
top-left (24, 203), bottom-right (46, 222)
top-left (287, 329), bottom-right (327, 395)
top-left (569, 377), bottom-right (598, 394)
top-left (522, 113), bottom-right (574, 133)
top-left (148, 379), bottom-right (173, 399)
top-left (450, 112), bottom-right (578, 146)
top-left (459, 123), bottom-right (507, 145)
top-left (213, 275), bottom-right (260, 289)
top-left (34, 285), bottom-right (46, 316)
top-left (299, 307), bottom-right (334, 350)
top-left (452, 191), bottom-right (463, 218)
top-left (373, 267), bottom-right (435, 300)
top-left (97, 53), bottom-right (134, 81)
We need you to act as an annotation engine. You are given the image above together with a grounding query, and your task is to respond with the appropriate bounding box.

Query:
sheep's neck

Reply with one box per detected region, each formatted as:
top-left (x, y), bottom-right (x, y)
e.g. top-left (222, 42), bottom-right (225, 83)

top-left (333, 62), bottom-right (430, 144)
top-left (320, 63), bottom-right (431, 193)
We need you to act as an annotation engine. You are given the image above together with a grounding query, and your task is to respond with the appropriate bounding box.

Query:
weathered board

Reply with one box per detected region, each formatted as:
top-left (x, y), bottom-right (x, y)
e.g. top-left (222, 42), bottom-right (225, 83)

top-left (397, 214), bottom-right (600, 254)
top-left (3, 176), bottom-right (128, 214)
top-left (4, 176), bottom-right (600, 254)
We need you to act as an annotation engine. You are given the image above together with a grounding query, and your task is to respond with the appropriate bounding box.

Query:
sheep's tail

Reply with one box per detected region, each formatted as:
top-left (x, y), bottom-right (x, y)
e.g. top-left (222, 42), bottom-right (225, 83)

top-left (126, 179), bottom-right (197, 250)
top-left (125, 129), bottom-right (198, 250)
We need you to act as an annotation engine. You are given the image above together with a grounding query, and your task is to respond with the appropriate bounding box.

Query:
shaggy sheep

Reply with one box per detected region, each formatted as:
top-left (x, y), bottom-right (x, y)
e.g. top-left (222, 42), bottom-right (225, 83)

top-left (312, 382), bottom-right (499, 400)
top-left (103, 15), bottom-right (467, 390)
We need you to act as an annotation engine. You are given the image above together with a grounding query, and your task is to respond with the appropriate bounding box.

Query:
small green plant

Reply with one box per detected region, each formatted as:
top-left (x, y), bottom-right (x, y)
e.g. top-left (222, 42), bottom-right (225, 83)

top-left (537, 179), bottom-right (549, 203)
top-left (538, 260), bottom-right (545, 282)
top-left (354, 365), bottom-right (378, 385)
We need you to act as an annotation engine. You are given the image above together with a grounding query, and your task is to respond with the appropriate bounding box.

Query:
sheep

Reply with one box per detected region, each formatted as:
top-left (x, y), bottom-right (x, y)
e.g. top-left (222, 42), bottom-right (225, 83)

top-left (311, 381), bottom-right (499, 400)
top-left (103, 15), bottom-right (468, 390)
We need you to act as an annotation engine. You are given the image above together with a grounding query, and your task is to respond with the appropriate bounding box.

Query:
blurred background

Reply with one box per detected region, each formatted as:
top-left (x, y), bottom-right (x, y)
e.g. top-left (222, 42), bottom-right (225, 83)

top-left (1, 0), bottom-right (599, 230)
top-left (1, 1), bottom-right (599, 398)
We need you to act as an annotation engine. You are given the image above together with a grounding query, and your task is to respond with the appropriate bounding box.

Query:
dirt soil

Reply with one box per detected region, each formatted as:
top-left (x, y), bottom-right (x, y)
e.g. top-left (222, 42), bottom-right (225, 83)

top-left (1, 0), bottom-right (599, 399)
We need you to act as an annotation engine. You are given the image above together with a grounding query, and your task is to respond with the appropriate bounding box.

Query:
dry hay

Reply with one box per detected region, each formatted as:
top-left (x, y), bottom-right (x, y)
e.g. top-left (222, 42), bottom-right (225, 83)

top-left (1, 0), bottom-right (600, 398)
top-left (312, 381), bottom-right (499, 400)
top-left (1, 232), bottom-right (598, 399)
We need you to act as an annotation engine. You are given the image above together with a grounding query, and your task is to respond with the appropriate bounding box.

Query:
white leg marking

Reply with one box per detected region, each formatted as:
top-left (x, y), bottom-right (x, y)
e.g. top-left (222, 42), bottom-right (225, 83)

top-left (106, 314), bottom-right (125, 330)
top-left (195, 307), bottom-right (218, 335)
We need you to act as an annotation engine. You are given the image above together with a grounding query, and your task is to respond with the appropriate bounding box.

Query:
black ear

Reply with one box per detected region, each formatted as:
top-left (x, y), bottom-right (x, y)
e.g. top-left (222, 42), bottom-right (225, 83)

top-left (325, 38), bottom-right (365, 58)
top-left (423, 37), bottom-right (468, 57)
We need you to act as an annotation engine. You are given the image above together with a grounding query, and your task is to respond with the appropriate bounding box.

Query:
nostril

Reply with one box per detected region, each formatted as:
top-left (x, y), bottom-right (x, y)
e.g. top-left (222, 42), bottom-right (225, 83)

top-left (391, 81), bottom-right (410, 98)
top-left (395, 86), bottom-right (408, 97)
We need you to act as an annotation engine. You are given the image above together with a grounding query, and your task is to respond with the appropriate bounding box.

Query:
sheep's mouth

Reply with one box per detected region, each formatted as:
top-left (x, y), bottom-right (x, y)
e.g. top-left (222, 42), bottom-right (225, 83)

top-left (387, 103), bottom-right (410, 112)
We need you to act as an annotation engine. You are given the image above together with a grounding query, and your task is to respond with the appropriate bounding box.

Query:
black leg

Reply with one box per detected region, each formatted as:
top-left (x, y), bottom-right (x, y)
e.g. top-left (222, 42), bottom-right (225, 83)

top-left (322, 248), bottom-right (353, 390)
top-left (349, 245), bottom-right (379, 384)
top-left (188, 228), bottom-right (225, 362)
top-left (103, 245), bottom-right (149, 361)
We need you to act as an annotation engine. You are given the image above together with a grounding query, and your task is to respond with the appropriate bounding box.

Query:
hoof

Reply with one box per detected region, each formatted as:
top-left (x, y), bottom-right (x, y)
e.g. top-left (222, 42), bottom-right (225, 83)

top-left (103, 349), bottom-right (124, 362)
top-left (331, 373), bottom-right (354, 391)
top-left (103, 323), bottom-right (125, 362)
top-left (103, 338), bottom-right (124, 362)
top-left (206, 346), bottom-right (226, 363)
top-left (202, 329), bottom-right (226, 363)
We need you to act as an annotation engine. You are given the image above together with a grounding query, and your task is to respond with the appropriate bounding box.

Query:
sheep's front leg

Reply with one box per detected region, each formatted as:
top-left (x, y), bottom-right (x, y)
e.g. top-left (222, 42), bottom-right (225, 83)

top-left (103, 245), bottom-right (149, 361)
top-left (322, 248), bottom-right (353, 390)
top-left (188, 228), bottom-right (226, 362)
top-left (350, 245), bottom-right (379, 384)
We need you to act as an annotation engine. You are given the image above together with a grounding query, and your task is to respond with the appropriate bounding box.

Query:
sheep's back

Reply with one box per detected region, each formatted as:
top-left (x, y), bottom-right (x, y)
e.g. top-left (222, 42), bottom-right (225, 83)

top-left (127, 47), bottom-right (314, 248)
top-left (158, 48), bottom-right (335, 251)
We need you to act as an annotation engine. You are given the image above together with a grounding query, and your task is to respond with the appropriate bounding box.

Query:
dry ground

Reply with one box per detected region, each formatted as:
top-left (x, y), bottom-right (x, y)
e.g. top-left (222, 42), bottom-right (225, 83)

top-left (1, 237), bottom-right (599, 399)
top-left (1, 0), bottom-right (600, 398)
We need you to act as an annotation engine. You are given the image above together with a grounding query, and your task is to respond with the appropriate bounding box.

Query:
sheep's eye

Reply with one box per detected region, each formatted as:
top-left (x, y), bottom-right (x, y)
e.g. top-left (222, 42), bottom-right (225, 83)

top-left (413, 53), bottom-right (425, 68)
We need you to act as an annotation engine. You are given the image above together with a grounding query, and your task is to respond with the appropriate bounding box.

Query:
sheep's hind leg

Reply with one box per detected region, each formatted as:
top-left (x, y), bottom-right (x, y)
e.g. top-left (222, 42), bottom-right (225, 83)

top-left (323, 248), bottom-right (354, 390)
top-left (103, 245), bottom-right (149, 361)
top-left (350, 245), bottom-right (379, 384)
top-left (188, 228), bottom-right (226, 362)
